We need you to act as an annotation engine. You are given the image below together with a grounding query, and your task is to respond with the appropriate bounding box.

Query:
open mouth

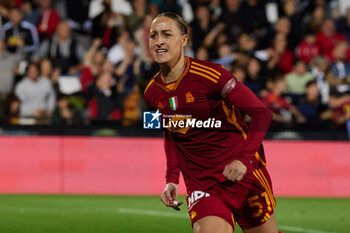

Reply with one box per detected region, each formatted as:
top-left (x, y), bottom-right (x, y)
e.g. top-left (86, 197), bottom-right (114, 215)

top-left (156, 49), bottom-right (168, 54)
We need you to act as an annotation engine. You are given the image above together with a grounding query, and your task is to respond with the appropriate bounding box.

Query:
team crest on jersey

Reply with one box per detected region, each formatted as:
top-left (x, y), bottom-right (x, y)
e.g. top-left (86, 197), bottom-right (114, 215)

top-left (186, 92), bottom-right (195, 103)
top-left (169, 96), bottom-right (178, 111)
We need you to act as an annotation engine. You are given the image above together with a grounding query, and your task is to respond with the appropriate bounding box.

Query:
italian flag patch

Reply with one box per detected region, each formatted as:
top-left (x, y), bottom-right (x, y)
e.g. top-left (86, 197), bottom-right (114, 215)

top-left (169, 96), bottom-right (178, 111)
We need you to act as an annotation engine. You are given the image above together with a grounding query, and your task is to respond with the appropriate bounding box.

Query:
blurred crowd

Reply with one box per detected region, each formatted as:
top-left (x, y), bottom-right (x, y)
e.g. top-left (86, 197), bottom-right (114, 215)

top-left (0, 0), bottom-right (350, 131)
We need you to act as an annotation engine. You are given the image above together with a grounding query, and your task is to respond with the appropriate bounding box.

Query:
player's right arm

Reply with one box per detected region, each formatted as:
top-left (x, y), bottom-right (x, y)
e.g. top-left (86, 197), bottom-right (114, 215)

top-left (161, 131), bottom-right (183, 210)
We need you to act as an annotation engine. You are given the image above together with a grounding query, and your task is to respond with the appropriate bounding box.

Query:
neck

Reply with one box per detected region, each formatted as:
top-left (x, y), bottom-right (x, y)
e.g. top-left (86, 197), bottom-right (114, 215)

top-left (159, 56), bottom-right (186, 84)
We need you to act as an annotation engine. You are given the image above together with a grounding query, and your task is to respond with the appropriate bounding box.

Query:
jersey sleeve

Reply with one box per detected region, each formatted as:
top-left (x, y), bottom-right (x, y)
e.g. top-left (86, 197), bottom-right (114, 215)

top-left (227, 84), bottom-right (272, 170)
top-left (164, 131), bottom-right (180, 184)
top-left (210, 64), bottom-right (273, 169)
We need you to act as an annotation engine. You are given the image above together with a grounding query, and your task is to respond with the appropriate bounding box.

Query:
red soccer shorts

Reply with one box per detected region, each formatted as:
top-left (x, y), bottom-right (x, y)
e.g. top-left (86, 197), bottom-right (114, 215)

top-left (186, 167), bottom-right (276, 230)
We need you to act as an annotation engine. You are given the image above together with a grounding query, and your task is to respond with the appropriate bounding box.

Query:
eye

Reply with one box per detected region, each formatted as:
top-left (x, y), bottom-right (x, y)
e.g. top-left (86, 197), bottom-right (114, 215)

top-left (150, 33), bottom-right (157, 39)
top-left (164, 33), bottom-right (171, 37)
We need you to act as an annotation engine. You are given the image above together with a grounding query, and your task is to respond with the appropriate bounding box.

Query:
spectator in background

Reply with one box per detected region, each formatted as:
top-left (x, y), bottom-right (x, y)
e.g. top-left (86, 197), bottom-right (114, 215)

top-left (189, 5), bottom-right (216, 53)
top-left (21, 0), bottom-right (40, 26)
top-left (267, 33), bottom-right (294, 74)
top-left (134, 13), bottom-right (153, 64)
top-left (52, 94), bottom-right (81, 126)
top-left (37, 0), bottom-right (60, 41)
top-left (107, 30), bottom-right (130, 66)
top-left (39, 58), bottom-right (60, 93)
top-left (316, 19), bottom-right (346, 62)
top-left (296, 80), bottom-right (328, 127)
top-left (195, 46), bottom-right (209, 61)
top-left (281, 0), bottom-right (303, 49)
top-left (285, 59), bottom-right (314, 98)
top-left (296, 33), bottom-right (320, 64)
top-left (219, 0), bottom-right (245, 43)
top-left (0, 7), bottom-right (39, 54)
top-left (310, 56), bottom-right (330, 104)
top-left (83, 71), bottom-right (122, 121)
top-left (91, 0), bottom-right (122, 47)
top-left (0, 0), bottom-right (15, 26)
top-left (256, 17), bottom-right (291, 50)
top-left (335, 8), bottom-right (350, 45)
top-left (3, 93), bottom-right (20, 122)
top-left (303, 6), bottom-right (325, 35)
top-left (322, 92), bottom-right (350, 128)
top-left (32, 21), bottom-right (84, 75)
top-left (114, 39), bottom-right (142, 96)
top-left (244, 57), bottom-right (266, 96)
top-left (236, 32), bottom-right (257, 53)
top-left (327, 41), bottom-right (350, 93)
top-left (125, 0), bottom-right (146, 33)
top-left (261, 74), bottom-right (306, 127)
top-left (0, 38), bottom-right (24, 97)
top-left (14, 62), bottom-right (56, 118)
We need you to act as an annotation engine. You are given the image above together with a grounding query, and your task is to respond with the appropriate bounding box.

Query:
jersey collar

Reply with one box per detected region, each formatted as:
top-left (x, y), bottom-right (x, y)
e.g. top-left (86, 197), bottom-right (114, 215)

top-left (154, 56), bottom-right (191, 92)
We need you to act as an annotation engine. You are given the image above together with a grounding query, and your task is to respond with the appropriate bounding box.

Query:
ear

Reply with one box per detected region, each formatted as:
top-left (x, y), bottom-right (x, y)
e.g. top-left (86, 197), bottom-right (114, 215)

top-left (182, 34), bottom-right (189, 47)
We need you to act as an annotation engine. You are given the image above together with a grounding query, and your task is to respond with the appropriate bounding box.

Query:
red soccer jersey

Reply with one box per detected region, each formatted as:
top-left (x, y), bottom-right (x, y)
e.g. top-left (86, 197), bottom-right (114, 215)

top-left (144, 57), bottom-right (272, 193)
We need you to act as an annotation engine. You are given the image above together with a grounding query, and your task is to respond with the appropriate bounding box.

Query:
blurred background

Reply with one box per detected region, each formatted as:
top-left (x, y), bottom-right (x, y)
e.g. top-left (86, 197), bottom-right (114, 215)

top-left (0, 0), bottom-right (350, 233)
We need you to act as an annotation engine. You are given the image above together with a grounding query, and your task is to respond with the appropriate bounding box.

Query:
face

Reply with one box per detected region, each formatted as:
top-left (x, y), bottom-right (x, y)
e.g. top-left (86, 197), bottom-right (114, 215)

top-left (275, 79), bottom-right (287, 94)
top-left (322, 20), bottom-right (335, 36)
top-left (333, 42), bottom-right (348, 60)
top-left (306, 83), bottom-right (319, 101)
top-left (196, 47), bottom-right (209, 61)
top-left (57, 22), bottom-right (71, 40)
top-left (247, 58), bottom-right (260, 75)
top-left (10, 9), bottom-right (22, 25)
top-left (276, 18), bottom-right (290, 35)
top-left (97, 72), bottom-right (113, 90)
top-left (40, 59), bottom-right (52, 76)
top-left (40, 0), bottom-right (51, 9)
top-left (294, 61), bottom-right (306, 75)
top-left (149, 17), bottom-right (188, 67)
top-left (27, 64), bottom-right (39, 81)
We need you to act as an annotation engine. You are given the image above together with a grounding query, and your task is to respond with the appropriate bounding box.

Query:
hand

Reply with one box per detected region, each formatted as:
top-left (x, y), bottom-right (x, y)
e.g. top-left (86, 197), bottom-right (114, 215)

top-left (223, 160), bottom-right (247, 182)
top-left (160, 183), bottom-right (183, 211)
top-left (296, 115), bottom-right (306, 124)
top-left (92, 38), bottom-right (102, 48)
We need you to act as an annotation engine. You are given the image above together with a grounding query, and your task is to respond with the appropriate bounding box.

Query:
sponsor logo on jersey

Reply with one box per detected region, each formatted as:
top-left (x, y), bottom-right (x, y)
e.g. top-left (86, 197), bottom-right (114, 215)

top-left (143, 110), bottom-right (161, 129)
top-left (187, 191), bottom-right (210, 210)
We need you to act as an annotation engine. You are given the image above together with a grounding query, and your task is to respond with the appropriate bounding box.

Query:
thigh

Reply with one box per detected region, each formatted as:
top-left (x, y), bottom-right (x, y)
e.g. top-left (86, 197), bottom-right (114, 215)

top-left (193, 216), bottom-right (233, 233)
top-left (187, 190), bottom-right (235, 232)
top-left (243, 213), bottom-right (278, 233)
top-left (236, 167), bottom-right (277, 231)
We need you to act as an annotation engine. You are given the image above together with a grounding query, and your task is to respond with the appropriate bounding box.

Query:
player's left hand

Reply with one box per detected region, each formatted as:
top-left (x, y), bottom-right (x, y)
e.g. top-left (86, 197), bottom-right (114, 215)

top-left (223, 160), bottom-right (247, 182)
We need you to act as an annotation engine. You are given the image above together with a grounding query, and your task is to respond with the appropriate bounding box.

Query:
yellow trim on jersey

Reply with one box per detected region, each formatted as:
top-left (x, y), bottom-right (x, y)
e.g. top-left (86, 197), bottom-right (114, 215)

top-left (231, 213), bottom-right (236, 231)
top-left (253, 170), bottom-right (276, 209)
top-left (166, 83), bottom-right (176, 90)
top-left (222, 102), bottom-right (267, 166)
top-left (192, 61), bottom-right (221, 76)
top-left (190, 69), bottom-right (218, 83)
top-left (191, 65), bottom-right (220, 80)
top-left (144, 79), bottom-right (155, 94)
top-left (252, 170), bottom-right (274, 209)
top-left (258, 169), bottom-right (275, 209)
top-left (255, 152), bottom-right (267, 166)
top-left (222, 102), bottom-right (247, 139)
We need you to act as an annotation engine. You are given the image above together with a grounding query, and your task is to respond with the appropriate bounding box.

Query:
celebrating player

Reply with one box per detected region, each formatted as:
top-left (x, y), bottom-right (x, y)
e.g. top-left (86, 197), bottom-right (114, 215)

top-left (144, 12), bottom-right (278, 233)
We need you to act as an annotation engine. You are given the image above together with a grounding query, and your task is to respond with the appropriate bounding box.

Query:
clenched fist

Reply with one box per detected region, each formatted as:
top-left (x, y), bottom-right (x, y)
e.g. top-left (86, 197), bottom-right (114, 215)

top-left (223, 160), bottom-right (247, 181)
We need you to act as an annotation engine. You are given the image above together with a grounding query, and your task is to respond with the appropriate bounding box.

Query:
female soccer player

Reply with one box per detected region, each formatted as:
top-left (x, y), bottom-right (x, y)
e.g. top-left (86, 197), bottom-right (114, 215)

top-left (144, 12), bottom-right (278, 233)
